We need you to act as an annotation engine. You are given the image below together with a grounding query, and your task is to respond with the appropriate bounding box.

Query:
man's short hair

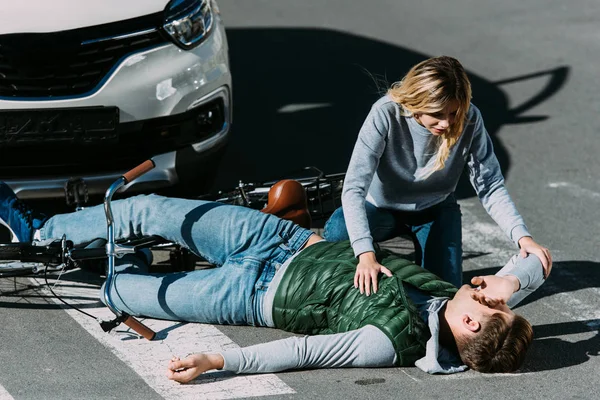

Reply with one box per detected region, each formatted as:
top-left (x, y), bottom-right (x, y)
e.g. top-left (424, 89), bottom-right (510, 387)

top-left (456, 313), bottom-right (533, 373)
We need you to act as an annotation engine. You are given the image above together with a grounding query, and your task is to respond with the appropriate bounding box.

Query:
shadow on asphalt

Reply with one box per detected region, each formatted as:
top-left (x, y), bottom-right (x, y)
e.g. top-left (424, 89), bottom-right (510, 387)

top-left (216, 27), bottom-right (570, 200)
top-left (523, 319), bottom-right (600, 372)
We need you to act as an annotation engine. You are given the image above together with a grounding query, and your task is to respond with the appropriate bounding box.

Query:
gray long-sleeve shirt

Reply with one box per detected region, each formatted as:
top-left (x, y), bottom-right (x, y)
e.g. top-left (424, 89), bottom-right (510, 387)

top-left (220, 253), bottom-right (545, 375)
top-left (342, 96), bottom-right (531, 257)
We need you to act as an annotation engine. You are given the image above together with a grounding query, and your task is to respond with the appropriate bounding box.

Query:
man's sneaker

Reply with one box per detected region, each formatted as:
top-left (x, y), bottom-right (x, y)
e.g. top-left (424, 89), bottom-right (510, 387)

top-left (0, 182), bottom-right (47, 242)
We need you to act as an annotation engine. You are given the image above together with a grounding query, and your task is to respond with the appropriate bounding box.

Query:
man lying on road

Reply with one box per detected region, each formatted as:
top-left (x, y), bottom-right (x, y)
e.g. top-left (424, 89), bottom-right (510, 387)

top-left (0, 183), bottom-right (547, 383)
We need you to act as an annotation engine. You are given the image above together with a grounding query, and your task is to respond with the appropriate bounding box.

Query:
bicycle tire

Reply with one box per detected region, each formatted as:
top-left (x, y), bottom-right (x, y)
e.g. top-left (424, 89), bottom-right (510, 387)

top-left (302, 172), bottom-right (345, 221)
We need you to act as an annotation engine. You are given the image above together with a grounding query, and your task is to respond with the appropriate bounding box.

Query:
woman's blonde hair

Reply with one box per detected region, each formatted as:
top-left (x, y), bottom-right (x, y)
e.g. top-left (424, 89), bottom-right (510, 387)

top-left (387, 56), bottom-right (472, 177)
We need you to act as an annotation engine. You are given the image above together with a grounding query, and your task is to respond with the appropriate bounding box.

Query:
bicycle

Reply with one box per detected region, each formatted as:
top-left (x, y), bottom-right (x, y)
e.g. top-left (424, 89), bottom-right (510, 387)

top-left (0, 160), bottom-right (346, 341)
top-left (201, 166), bottom-right (345, 228)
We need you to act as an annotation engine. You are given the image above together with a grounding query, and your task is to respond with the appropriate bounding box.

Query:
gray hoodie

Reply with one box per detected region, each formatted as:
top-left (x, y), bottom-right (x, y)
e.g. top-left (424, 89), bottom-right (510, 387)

top-left (342, 95), bottom-right (531, 257)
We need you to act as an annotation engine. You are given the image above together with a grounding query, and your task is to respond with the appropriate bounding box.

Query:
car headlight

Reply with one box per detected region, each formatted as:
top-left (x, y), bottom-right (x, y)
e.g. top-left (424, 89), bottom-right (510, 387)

top-left (163, 0), bottom-right (215, 50)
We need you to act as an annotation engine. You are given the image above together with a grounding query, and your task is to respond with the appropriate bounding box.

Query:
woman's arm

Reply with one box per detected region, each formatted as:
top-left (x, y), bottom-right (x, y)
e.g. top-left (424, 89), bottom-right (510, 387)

top-left (342, 105), bottom-right (390, 256)
top-left (342, 105), bottom-right (395, 295)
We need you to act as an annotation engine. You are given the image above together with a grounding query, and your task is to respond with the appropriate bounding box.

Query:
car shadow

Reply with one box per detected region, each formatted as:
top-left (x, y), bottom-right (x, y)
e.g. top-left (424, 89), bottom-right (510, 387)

top-left (214, 27), bottom-right (570, 200)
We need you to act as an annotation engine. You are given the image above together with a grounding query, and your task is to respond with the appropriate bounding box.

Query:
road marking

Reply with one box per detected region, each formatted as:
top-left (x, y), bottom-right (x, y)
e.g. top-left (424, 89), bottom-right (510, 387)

top-left (540, 265), bottom-right (600, 328)
top-left (401, 369), bottom-right (421, 382)
top-left (0, 384), bottom-right (15, 400)
top-left (548, 182), bottom-right (600, 200)
top-left (460, 203), bottom-right (516, 266)
top-left (545, 292), bottom-right (600, 328)
top-left (30, 275), bottom-right (295, 400)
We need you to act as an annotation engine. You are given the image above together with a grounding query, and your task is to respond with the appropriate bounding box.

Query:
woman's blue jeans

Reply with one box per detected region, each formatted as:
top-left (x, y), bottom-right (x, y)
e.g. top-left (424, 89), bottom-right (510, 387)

top-left (323, 194), bottom-right (463, 286)
top-left (39, 194), bottom-right (313, 326)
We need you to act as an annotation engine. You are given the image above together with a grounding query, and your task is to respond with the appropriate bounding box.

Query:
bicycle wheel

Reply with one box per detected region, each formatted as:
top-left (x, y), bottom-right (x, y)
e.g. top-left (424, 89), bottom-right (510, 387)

top-left (302, 172), bottom-right (345, 221)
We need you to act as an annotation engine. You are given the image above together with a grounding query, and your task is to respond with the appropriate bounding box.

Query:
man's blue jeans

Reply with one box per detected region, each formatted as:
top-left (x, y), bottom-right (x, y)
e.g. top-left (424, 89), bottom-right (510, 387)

top-left (323, 194), bottom-right (463, 286)
top-left (39, 194), bottom-right (313, 326)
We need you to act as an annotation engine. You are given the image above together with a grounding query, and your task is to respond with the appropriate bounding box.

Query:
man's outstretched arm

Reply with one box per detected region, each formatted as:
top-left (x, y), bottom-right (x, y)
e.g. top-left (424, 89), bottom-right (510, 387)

top-left (167, 325), bottom-right (396, 383)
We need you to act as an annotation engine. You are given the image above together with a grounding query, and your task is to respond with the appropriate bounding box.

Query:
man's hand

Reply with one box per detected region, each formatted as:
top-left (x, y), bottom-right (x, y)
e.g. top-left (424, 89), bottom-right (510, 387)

top-left (166, 353), bottom-right (224, 384)
top-left (518, 236), bottom-right (552, 279)
top-left (355, 251), bottom-right (393, 296)
top-left (470, 275), bottom-right (520, 308)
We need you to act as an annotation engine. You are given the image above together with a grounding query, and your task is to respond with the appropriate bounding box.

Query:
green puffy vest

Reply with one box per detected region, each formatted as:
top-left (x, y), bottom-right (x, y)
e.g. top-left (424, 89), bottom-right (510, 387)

top-left (272, 241), bottom-right (458, 366)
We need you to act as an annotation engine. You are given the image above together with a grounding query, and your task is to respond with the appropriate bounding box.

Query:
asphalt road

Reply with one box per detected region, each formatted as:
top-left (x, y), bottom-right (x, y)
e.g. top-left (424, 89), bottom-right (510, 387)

top-left (1, 1), bottom-right (600, 399)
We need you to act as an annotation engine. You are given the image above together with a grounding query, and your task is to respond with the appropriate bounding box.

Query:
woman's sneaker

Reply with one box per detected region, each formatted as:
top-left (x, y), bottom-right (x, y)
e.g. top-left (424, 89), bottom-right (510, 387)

top-left (0, 182), bottom-right (47, 242)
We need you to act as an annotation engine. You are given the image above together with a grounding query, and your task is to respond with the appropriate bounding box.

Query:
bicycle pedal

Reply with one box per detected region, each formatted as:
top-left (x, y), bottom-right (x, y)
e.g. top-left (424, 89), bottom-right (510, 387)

top-left (99, 316), bottom-right (126, 333)
top-left (64, 177), bottom-right (89, 210)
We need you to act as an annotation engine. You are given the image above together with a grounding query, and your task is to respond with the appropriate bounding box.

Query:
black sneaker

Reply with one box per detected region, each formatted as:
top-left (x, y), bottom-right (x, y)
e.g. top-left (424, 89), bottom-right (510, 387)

top-left (0, 183), bottom-right (47, 242)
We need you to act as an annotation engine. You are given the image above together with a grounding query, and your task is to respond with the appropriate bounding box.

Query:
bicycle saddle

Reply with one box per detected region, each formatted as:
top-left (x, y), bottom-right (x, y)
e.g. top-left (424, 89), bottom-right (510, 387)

top-left (261, 179), bottom-right (312, 229)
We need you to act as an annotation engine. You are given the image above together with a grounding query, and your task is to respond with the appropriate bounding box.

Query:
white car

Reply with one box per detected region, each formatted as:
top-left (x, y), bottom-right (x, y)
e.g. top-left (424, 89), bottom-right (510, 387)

top-left (0, 0), bottom-right (232, 200)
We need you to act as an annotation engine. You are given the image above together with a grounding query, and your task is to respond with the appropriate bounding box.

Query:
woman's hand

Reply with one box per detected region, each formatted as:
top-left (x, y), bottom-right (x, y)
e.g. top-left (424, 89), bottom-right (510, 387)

top-left (518, 236), bottom-right (552, 279)
top-left (166, 353), bottom-right (224, 384)
top-left (355, 251), bottom-right (393, 296)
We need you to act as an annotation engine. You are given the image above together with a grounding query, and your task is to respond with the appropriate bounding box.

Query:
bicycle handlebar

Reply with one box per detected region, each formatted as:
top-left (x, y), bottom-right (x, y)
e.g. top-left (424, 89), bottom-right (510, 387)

top-left (123, 159), bottom-right (155, 184)
top-left (103, 158), bottom-right (158, 340)
top-left (123, 315), bottom-right (156, 340)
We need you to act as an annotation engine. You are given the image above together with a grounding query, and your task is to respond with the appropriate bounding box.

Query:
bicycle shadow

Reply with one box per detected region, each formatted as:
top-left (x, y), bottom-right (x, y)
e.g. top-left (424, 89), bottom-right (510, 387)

top-left (0, 266), bottom-right (106, 310)
top-left (215, 27), bottom-right (569, 199)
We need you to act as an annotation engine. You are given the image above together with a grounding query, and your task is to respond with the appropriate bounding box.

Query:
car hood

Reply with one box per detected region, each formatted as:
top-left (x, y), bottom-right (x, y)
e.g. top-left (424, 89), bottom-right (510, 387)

top-left (0, 0), bottom-right (170, 35)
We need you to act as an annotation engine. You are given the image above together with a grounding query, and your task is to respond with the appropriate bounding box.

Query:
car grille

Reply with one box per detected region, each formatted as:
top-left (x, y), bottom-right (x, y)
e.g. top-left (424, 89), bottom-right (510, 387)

top-left (0, 13), bottom-right (168, 98)
top-left (0, 97), bottom-right (227, 177)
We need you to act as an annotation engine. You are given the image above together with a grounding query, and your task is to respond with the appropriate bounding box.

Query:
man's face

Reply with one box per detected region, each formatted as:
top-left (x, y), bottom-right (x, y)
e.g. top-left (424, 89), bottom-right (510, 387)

top-left (453, 284), bottom-right (514, 320)
top-left (415, 100), bottom-right (460, 136)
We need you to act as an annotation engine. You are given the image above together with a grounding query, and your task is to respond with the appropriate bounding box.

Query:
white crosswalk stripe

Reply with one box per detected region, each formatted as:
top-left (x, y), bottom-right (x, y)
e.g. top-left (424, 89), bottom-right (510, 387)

top-left (0, 384), bottom-right (15, 400)
top-left (459, 201), bottom-right (516, 266)
top-left (28, 275), bottom-right (295, 400)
